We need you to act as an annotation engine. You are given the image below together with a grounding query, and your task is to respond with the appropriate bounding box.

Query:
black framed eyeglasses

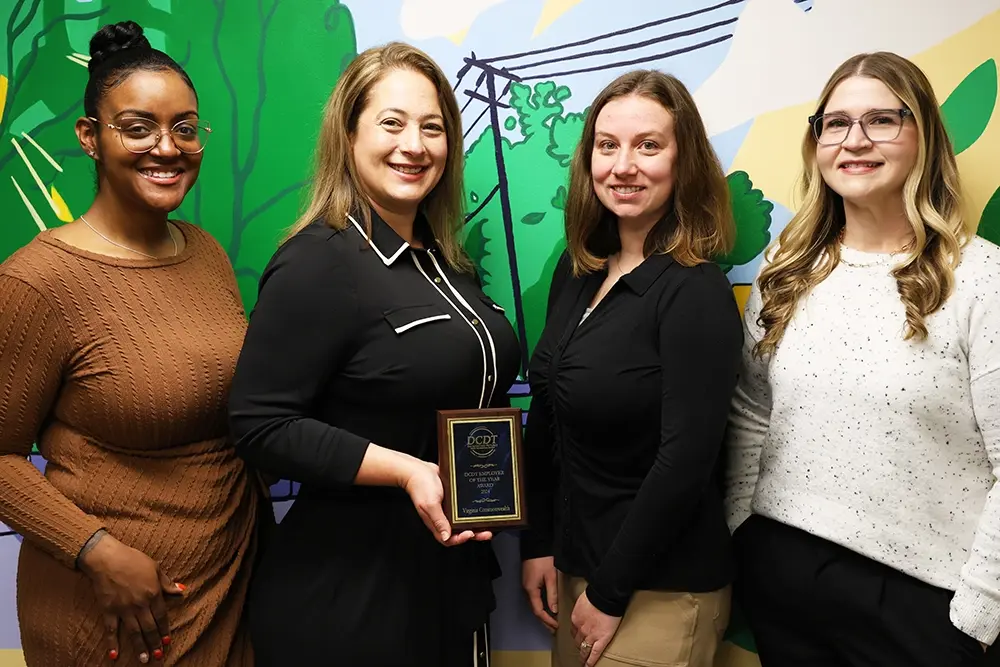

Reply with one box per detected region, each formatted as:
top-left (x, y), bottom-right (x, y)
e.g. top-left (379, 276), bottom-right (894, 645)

top-left (88, 116), bottom-right (212, 154)
top-left (808, 108), bottom-right (913, 146)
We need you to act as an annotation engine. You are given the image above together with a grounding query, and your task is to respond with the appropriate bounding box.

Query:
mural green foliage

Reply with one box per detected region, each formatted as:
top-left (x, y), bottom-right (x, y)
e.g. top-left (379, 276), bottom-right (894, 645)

top-left (980, 185), bottom-right (1000, 247)
top-left (941, 58), bottom-right (997, 155)
top-left (719, 171), bottom-right (773, 273)
top-left (0, 0), bottom-right (358, 309)
top-left (463, 80), bottom-right (579, 361)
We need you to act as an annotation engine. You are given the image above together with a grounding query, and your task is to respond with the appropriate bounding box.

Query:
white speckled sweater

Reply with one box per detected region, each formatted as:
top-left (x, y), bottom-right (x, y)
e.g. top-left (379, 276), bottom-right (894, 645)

top-left (725, 236), bottom-right (1000, 644)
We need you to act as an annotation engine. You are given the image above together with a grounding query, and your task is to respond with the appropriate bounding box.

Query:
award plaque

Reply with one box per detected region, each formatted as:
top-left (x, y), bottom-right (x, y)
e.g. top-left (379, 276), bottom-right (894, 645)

top-left (436, 407), bottom-right (528, 531)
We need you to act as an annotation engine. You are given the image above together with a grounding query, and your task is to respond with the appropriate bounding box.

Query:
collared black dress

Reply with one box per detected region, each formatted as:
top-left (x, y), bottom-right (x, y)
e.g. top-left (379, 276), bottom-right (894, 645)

top-left (228, 210), bottom-right (521, 666)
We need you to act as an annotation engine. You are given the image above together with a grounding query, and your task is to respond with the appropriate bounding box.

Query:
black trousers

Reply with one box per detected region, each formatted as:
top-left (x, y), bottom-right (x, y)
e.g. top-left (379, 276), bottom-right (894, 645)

top-left (733, 514), bottom-right (995, 667)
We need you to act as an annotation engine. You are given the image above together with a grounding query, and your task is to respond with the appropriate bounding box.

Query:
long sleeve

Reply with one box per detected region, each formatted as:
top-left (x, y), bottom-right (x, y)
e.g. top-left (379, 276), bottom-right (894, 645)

top-left (585, 267), bottom-right (743, 616)
top-left (950, 283), bottom-right (1000, 644)
top-left (519, 252), bottom-right (572, 561)
top-left (0, 274), bottom-right (105, 568)
top-left (228, 234), bottom-right (371, 487)
top-left (723, 277), bottom-right (772, 532)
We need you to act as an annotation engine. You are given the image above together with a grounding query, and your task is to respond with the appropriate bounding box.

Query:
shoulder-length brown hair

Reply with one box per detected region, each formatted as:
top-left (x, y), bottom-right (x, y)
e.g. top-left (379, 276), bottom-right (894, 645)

top-left (287, 41), bottom-right (470, 272)
top-left (565, 69), bottom-right (734, 275)
top-left (754, 51), bottom-right (968, 358)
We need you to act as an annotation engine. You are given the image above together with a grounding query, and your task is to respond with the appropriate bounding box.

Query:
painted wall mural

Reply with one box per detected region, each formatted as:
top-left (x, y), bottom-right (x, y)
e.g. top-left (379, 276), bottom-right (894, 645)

top-left (1, 1), bottom-right (998, 665)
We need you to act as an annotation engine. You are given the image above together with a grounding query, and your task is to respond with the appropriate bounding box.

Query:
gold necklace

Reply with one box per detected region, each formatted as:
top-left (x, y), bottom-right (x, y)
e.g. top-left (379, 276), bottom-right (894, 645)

top-left (837, 228), bottom-right (915, 268)
top-left (80, 215), bottom-right (177, 259)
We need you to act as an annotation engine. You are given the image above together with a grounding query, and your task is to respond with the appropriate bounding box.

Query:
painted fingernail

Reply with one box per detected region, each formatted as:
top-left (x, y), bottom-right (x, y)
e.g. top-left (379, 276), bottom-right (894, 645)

top-left (153, 648), bottom-right (164, 660)
top-left (108, 649), bottom-right (119, 661)
top-left (139, 653), bottom-right (149, 664)
top-left (175, 582), bottom-right (186, 592)
top-left (161, 636), bottom-right (171, 646)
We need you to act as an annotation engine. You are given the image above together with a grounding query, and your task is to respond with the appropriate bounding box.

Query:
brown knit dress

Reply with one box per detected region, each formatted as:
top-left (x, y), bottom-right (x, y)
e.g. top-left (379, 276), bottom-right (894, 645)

top-left (0, 222), bottom-right (264, 666)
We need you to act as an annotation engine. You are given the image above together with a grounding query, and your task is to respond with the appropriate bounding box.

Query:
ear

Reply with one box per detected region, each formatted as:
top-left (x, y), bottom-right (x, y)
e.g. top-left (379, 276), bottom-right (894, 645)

top-left (75, 116), bottom-right (99, 159)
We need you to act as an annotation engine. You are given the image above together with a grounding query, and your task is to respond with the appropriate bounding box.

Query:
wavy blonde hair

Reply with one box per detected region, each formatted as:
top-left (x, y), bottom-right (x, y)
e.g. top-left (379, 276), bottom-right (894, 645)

top-left (755, 51), bottom-right (970, 358)
top-left (287, 41), bottom-right (470, 271)
top-left (565, 69), bottom-right (734, 275)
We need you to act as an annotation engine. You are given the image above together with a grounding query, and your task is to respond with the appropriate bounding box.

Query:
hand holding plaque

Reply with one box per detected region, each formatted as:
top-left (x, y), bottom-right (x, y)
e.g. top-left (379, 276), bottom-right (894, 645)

top-left (436, 408), bottom-right (528, 532)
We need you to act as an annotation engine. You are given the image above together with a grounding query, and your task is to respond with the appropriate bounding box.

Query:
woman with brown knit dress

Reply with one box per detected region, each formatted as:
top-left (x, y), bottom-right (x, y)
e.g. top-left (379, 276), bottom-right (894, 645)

top-left (0, 21), bottom-right (265, 666)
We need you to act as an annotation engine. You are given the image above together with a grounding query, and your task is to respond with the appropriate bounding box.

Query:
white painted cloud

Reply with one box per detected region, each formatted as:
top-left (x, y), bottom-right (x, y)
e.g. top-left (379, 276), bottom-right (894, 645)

top-left (694, 0), bottom-right (1000, 136)
top-left (400, 0), bottom-right (510, 40)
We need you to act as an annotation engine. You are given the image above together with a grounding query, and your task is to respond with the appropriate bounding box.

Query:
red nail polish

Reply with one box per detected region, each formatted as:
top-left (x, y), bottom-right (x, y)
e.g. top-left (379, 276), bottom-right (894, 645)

top-left (108, 649), bottom-right (119, 661)
top-left (161, 636), bottom-right (171, 646)
top-left (153, 648), bottom-right (164, 660)
top-left (175, 583), bottom-right (186, 592)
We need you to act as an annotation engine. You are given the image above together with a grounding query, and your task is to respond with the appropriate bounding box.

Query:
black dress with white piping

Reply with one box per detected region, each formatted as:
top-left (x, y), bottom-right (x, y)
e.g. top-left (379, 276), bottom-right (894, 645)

top-left (229, 208), bottom-right (520, 667)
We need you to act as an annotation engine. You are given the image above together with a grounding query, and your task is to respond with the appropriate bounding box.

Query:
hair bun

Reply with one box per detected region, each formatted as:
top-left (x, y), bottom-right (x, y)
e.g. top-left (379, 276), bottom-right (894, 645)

top-left (88, 21), bottom-right (151, 72)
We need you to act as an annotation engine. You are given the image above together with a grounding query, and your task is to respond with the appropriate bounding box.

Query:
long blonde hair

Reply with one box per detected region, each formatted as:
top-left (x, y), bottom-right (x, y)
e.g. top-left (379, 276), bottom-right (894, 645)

top-left (564, 69), bottom-right (734, 275)
top-left (288, 41), bottom-right (470, 271)
top-left (755, 51), bottom-right (970, 358)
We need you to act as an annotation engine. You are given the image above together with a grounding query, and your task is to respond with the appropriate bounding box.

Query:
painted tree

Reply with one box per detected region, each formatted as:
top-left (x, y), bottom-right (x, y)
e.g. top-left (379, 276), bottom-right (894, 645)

top-left (464, 80), bottom-right (585, 362)
top-left (719, 170), bottom-right (774, 273)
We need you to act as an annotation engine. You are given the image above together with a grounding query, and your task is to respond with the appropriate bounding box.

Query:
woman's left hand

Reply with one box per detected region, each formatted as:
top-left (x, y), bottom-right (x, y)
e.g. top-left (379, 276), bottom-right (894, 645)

top-left (571, 590), bottom-right (622, 666)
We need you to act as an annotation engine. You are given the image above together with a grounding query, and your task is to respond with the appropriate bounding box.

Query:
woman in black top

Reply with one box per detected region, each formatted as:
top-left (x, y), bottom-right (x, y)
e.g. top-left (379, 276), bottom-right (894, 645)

top-left (228, 42), bottom-right (520, 667)
top-left (519, 70), bottom-right (742, 667)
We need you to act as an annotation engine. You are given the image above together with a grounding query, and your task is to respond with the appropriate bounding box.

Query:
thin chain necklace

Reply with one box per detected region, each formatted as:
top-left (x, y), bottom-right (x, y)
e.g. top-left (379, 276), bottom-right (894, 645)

top-left (837, 227), bottom-right (914, 269)
top-left (610, 252), bottom-right (641, 277)
top-left (79, 214), bottom-right (177, 259)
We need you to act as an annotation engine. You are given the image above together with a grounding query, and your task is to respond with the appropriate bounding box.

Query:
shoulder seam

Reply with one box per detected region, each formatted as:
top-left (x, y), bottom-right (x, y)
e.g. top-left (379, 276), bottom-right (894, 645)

top-left (0, 272), bottom-right (73, 345)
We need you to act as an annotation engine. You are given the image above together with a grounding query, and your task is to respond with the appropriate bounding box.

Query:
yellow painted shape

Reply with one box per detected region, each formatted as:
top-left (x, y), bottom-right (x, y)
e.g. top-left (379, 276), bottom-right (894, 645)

top-left (0, 75), bottom-right (7, 125)
top-left (728, 102), bottom-right (813, 212)
top-left (729, 9), bottom-right (1000, 222)
top-left (532, 0), bottom-right (583, 37)
top-left (50, 185), bottom-right (73, 222)
top-left (447, 27), bottom-right (471, 45)
top-left (0, 650), bottom-right (25, 667)
top-left (910, 9), bottom-right (1000, 226)
top-left (732, 283), bottom-right (752, 315)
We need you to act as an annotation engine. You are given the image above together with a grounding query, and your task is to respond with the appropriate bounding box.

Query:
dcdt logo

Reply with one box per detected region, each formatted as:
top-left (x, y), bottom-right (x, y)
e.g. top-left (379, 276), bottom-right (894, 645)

top-left (466, 426), bottom-right (499, 458)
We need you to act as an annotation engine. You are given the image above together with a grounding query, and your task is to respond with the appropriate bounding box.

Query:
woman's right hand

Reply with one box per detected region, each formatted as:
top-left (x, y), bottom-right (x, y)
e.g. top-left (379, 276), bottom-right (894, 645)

top-left (77, 533), bottom-right (185, 663)
top-left (522, 556), bottom-right (559, 632)
top-left (400, 458), bottom-right (493, 546)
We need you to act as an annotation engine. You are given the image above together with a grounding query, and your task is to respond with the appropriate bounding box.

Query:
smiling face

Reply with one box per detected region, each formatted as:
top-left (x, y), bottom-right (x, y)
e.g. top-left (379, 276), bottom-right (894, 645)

top-left (590, 94), bottom-right (678, 229)
top-left (815, 76), bottom-right (918, 209)
top-left (79, 68), bottom-right (202, 214)
top-left (350, 68), bottom-right (448, 221)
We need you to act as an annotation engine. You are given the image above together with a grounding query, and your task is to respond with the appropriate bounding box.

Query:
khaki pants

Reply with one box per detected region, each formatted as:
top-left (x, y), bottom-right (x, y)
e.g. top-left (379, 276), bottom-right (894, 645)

top-left (553, 572), bottom-right (730, 667)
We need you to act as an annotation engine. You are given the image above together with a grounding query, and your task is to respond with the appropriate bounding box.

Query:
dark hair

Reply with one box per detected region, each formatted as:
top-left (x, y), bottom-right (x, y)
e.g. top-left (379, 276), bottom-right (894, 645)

top-left (83, 20), bottom-right (197, 119)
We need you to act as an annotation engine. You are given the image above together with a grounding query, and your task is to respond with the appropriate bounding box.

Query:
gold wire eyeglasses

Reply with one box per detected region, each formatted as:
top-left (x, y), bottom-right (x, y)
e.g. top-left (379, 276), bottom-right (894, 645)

top-left (88, 116), bottom-right (212, 154)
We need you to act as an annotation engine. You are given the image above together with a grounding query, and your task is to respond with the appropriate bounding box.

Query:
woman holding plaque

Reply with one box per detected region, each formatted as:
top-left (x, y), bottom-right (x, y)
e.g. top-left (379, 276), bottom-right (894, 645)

top-left (725, 52), bottom-right (999, 665)
top-left (228, 42), bottom-right (520, 667)
top-left (519, 69), bottom-right (742, 667)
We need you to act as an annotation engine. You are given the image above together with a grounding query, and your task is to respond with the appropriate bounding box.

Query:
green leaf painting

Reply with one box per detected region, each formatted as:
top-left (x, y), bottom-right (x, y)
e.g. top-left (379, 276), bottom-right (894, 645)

top-left (463, 81), bottom-right (576, 361)
top-left (979, 185), bottom-right (1000, 247)
top-left (718, 171), bottom-right (774, 273)
top-left (941, 58), bottom-right (997, 155)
